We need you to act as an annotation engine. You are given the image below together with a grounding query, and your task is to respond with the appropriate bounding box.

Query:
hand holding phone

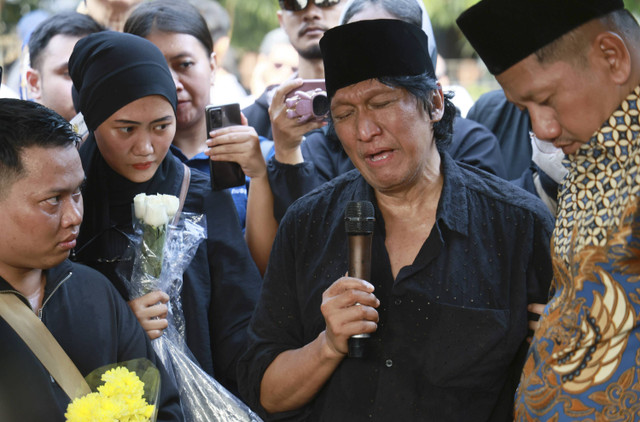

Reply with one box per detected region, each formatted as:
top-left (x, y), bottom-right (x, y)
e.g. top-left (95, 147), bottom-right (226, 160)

top-left (206, 103), bottom-right (246, 191)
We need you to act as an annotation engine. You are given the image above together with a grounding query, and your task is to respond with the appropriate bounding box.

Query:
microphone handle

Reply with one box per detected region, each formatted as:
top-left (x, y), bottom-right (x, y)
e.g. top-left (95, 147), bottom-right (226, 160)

top-left (348, 234), bottom-right (372, 281)
top-left (348, 234), bottom-right (372, 358)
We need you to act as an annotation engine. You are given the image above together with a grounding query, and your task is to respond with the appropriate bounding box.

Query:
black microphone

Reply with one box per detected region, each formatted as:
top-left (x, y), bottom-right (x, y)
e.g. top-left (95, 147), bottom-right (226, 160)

top-left (344, 200), bottom-right (375, 358)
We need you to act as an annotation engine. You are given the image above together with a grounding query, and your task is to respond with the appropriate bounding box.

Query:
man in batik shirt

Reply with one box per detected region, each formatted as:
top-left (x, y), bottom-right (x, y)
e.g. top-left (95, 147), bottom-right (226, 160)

top-left (458, 0), bottom-right (640, 420)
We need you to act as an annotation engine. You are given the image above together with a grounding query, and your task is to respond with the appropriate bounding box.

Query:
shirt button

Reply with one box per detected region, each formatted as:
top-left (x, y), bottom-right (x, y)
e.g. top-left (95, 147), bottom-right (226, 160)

top-left (394, 299), bottom-right (402, 305)
top-left (385, 359), bottom-right (393, 368)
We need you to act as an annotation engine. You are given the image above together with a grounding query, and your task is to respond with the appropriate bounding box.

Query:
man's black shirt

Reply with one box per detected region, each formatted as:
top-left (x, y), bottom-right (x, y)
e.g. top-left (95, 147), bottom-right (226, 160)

top-left (238, 153), bottom-right (554, 421)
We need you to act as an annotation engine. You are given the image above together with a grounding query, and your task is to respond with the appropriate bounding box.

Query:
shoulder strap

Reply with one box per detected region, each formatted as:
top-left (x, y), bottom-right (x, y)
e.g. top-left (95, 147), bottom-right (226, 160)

top-left (0, 293), bottom-right (91, 399)
top-left (173, 163), bottom-right (191, 224)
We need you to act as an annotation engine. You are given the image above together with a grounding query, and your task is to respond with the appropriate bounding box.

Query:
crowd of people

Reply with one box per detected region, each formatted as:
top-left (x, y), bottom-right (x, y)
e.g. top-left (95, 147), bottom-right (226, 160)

top-left (1, 0), bottom-right (639, 421)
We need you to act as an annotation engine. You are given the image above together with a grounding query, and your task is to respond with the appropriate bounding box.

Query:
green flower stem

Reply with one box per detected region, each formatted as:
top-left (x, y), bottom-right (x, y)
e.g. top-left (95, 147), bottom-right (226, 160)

top-left (140, 223), bottom-right (166, 283)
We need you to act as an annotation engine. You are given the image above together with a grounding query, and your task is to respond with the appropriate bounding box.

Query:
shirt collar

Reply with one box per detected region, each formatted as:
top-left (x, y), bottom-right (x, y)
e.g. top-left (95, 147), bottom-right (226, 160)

top-left (436, 152), bottom-right (469, 236)
top-left (570, 85), bottom-right (640, 169)
top-left (350, 152), bottom-right (469, 237)
top-left (0, 259), bottom-right (73, 299)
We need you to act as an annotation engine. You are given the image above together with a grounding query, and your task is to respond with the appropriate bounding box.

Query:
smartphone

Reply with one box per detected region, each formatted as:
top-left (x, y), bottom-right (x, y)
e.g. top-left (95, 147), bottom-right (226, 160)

top-left (284, 79), bottom-right (326, 101)
top-left (205, 103), bottom-right (246, 191)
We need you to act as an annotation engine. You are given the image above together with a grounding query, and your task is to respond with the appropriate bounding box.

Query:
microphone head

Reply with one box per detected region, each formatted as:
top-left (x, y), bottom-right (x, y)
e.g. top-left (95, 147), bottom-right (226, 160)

top-left (345, 200), bottom-right (375, 234)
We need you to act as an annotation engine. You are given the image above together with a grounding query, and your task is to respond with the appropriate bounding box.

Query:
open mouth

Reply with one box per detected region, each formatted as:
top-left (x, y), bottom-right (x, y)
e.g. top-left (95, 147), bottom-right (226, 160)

top-left (366, 149), bottom-right (393, 164)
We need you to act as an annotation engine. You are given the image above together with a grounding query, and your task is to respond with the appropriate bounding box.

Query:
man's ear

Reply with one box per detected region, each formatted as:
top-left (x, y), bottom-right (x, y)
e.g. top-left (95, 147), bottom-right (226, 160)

top-left (210, 51), bottom-right (217, 87)
top-left (277, 10), bottom-right (284, 27)
top-left (25, 67), bottom-right (42, 101)
top-left (594, 31), bottom-right (631, 85)
top-left (430, 85), bottom-right (445, 122)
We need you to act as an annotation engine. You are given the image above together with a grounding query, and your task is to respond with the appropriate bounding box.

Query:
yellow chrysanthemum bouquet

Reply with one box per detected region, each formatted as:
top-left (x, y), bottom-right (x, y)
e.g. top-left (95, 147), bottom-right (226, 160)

top-left (65, 358), bottom-right (160, 422)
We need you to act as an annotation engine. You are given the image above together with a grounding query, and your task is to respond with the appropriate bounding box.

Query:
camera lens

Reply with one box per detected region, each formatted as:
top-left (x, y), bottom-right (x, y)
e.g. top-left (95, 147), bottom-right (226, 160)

top-left (212, 109), bottom-right (222, 126)
top-left (312, 94), bottom-right (330, 117)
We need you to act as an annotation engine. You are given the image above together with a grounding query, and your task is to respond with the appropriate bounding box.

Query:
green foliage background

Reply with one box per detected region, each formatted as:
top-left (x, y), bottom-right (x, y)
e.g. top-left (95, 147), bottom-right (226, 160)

top-left (424, 0), bottom-right (640, 57)
top-left (217, 0), bottom-right (280, 53)
top-left (219, 0), bottom-right (640, 55)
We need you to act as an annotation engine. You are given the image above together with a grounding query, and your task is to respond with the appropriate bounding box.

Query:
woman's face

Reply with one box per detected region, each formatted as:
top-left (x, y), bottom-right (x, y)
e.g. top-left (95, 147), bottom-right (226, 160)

top-left (94, 95), bottom-right (176, 183)
top-left (145, 30), bottom-right (215, 134)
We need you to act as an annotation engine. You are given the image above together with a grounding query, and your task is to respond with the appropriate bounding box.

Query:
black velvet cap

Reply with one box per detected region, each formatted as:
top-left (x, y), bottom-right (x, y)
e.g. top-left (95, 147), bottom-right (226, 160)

top-left (320, 19), bottom-right (435, 99)
top-left (457, 0), bottom-right (624, 75)
top-left (69, 31), bottom-right (178, 131)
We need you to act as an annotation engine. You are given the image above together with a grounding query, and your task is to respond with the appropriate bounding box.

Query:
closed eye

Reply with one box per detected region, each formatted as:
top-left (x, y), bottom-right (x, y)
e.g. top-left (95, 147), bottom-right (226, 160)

top-left (371, 101), bottom-right (392, 109)
top-left (332, 110), bottom-right (353, 122)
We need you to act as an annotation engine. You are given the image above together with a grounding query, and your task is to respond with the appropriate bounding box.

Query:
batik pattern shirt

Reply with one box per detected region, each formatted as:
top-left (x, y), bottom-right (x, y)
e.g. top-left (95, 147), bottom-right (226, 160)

top-left (516, 86), bottom-right (640, 421)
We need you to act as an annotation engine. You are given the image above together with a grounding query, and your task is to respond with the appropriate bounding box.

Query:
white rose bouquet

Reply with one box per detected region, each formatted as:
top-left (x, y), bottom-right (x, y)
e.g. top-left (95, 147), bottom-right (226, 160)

top-left (119, 193), bottom-right (261, 422)
top-left (132, 193), bottom-right (180, 290)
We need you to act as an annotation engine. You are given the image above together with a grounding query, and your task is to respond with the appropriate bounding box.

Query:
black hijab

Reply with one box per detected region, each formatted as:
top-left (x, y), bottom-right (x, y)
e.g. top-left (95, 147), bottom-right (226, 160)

top-left (68, 31), bottom-right (181, 275)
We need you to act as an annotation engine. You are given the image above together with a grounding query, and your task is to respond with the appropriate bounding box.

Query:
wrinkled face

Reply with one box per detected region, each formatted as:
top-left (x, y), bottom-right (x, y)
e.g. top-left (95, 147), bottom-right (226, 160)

top-left (145, 31), bottom-right (214, 133)
top-left (331, 79), bottom-right (442, 194)
top-left (29, 34), bottom-right (82, 122)
top-left (497, 54), bottom-right (613, 155)
top-left (278, 3), bottom-right (345, 59)
top-left (0, 145), bottom-right (84, 273)
top-left (93, 95), bottom-right (176, 183)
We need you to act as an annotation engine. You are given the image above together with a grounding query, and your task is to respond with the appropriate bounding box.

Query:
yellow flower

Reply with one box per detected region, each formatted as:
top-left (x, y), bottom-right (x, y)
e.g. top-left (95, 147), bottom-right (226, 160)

top-left (65, 367), bottom-right (154, 422)
top-left (99, 367), bottom-right (146, 399)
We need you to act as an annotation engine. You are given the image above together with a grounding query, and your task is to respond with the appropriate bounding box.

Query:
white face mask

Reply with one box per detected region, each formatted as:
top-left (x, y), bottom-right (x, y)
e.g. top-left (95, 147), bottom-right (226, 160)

top-left (529, 132), bottom-right (568, 184)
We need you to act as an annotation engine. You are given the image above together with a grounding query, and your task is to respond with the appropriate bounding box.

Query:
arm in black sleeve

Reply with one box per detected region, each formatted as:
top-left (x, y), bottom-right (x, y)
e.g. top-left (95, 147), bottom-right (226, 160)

top-left (267, 158), bottom-right (324, 222)
top-left (267, 130), bottom-right (353, 222)
top-left (237, 210), bottom-right (311, 420)
top-left (204, 189), bottom-right (263, 393)
top-left (449, 117), bottom-right (508, 179)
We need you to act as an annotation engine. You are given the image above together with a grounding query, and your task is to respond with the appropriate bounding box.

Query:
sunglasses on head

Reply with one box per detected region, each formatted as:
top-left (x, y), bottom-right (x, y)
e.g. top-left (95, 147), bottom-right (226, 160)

top-left (279, 0), bottom-right (340, 12)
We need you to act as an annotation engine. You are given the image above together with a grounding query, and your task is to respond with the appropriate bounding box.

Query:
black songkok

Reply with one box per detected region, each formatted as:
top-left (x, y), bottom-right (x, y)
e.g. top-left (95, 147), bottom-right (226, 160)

top-left (457, 0), bottom-right (624, 75)
top-left (69, 31), bottom-right (177, 131)
top-left (320, 19), bottom-right (435, 99)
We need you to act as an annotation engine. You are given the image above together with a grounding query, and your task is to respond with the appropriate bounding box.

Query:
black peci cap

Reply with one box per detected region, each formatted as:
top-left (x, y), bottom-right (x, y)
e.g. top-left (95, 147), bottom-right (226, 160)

top-left (320, 19), bottom-right (435, 99)
top-left (457, 0), bottom-right (624, 75)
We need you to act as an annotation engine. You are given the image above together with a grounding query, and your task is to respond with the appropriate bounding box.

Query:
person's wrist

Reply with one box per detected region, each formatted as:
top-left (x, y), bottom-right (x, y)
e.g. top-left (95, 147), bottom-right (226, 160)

top-left (318, 330), bottom-right (347, 362)
top-left (274, 136), bottom-right (305, 164)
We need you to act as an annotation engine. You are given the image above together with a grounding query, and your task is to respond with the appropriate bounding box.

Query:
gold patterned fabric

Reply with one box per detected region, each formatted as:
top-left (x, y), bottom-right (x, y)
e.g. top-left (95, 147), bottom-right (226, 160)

top-left (515, 86), bottom-right (640, 421)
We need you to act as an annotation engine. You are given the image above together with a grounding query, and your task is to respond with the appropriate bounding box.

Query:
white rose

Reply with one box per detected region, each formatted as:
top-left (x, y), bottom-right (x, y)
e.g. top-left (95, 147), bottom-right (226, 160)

top-left (161, 194), bottom-right (180, 218)
top-left (144, 197), bottom-right (169, 227)
top-left (133, 193), bottom-right (147, 219)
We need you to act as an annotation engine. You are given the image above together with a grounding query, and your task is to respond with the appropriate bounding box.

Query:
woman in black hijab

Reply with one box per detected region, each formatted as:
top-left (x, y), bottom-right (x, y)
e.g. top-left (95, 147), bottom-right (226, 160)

top-left (69, 31), bottom-right (262, 394)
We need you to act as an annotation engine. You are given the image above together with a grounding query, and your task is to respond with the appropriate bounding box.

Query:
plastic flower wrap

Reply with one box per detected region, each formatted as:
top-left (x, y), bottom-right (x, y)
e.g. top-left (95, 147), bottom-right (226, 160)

top-left (133, 193), bottom-right (180, 286)
top-left (65, 358), bottom-right (160, 422)
top-left (119, 193), bottom-right (262, 422)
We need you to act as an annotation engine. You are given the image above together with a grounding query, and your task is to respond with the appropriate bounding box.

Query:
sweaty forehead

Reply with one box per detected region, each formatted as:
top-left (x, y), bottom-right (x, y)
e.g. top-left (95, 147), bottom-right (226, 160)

top-left (330, 79), bottom-right (392, 106)
top-left (496, 57), bottom-right (544, 102)
top-left (22, 145), bottom-right (83, 186)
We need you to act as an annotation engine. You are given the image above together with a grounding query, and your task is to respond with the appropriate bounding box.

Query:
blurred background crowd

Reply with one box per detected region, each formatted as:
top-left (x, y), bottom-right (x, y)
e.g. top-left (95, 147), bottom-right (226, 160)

top-left (4, 0), bottom-right (639, 112)
top-left (0, 0), bottom-right (583, 109)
